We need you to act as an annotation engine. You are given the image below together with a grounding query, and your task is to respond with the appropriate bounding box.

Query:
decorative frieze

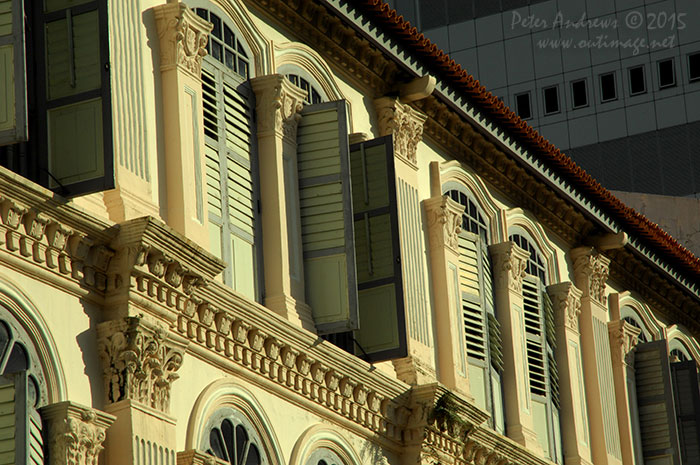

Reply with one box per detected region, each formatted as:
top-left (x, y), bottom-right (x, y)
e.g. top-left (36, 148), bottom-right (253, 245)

top-left (547, 282), bottom-right (583, 333)
top-left (40, 401), bottom-right (115, 465)
top-left (97, 316), bottom-right (188, 413)
top-left (608, 320), bottom-right (641, 366)
top-left (424, 195), bottom-right (465, 253)
top-left (154, 1), bottom-right (212, 78)
top-left (374, 97), bottom-right (427, 168)
top-left (571, 247), bottom-right (611, 306)
top-left (250, 74), bottom-right (307, 140)
top-left (489, 241), bottom-right (529, 294)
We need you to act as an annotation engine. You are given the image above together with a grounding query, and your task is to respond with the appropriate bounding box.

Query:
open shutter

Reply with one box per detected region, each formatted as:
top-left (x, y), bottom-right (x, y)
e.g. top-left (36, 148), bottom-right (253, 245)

top-left (297, 100), bottom-right (358, 334)
top-left (0, 0), bottom-right (27, 145)
top-left (671, 361), bottom-right (700, 463)
top-left (634, 340), bottom-right (682, 465)
top-left (0, 372), bottom-right (30, 465)
top-left (38, 0), bottom-right (113, 196)
top-left (523, 276), bottom-right (547, 397)
top-left (459, 233), bottom-right (487, 362)
top-left (349, 136), bottom-right (406, 362)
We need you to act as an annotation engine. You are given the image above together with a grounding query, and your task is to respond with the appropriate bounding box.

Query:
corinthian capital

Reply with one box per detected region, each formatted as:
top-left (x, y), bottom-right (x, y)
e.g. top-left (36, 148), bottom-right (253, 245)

top-left (250, 74), bottom-right (307, 139)
top-left (423, 195), bottom-right (465, 253)
top-left (154, 1), bottom-right (212, 78)
top-left (489, 241), bottom-right (529, 294)
top-left (97, 316), bottom-right (188, 413)
top-left (41, 401), bottom-right (115, 465)
top-left (570, 247), bottom-right (610, 306)
top-left (374, 97), bottom-right (427, 168)
top-left (608, 320), bottom-right (641, 366)
top-left (547, 282), bottom-right (583, 333)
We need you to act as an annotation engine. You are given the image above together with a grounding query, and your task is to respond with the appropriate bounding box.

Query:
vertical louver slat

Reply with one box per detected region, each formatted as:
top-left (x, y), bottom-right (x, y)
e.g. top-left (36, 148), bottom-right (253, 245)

top-left (671, 361), bottom-right (700, 464)
top-left (543, 290), bottom-right (556, 349)
top-left (488, 313), bottom-right (504, 372)
top-left (549, 351), bottom-right (560, 409)
top-left (523, 277), bottom-right (547, 397)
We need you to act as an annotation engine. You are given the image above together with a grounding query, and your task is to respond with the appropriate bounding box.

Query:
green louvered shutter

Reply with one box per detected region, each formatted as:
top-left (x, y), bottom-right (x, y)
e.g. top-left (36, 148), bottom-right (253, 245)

top-left (297, 101), bottom-right (358, 334)
top-left (523, 276), bottom-right (547, 397)
top-left (37, 0), bottom-right (113, 196)
top-left (349, 136), bottom-right (407, 362)
top-left (0, 0), bottom-right (27, 145)
top-left (635, 340), bottom-right (682, 465)
top-left (0, 372), bottom-right (30, 465)
top-left (670, 360), bottom-right (700, 464)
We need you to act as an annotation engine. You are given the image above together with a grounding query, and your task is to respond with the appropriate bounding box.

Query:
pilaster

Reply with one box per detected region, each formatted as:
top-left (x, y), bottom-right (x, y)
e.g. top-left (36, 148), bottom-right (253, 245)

top-left (153, 1), bottom-right (212, 246)
top-left (547, 282), bottom-right (592, 465)
top-left (374, 97), bottom-right (427, 171)
top-left (570, 247), bottom-right (622, 465)
top-left (40, 401), bottom-right (115, 465)
top-left (250, 74), bottom-right (313, 330)
top-left (488, 241), bottom-right (542, 454)
top-left (608, 319), bottom-right (642, 465)
top-left (421, 195), bottom-right (468, 395)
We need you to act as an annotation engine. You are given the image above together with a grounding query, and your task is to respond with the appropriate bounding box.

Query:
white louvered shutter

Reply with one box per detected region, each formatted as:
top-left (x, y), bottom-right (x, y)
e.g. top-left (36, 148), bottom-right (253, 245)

top-left (0, 0), bottom-right (27, 145)
top-left (0, 371), bottom-right (41, 465)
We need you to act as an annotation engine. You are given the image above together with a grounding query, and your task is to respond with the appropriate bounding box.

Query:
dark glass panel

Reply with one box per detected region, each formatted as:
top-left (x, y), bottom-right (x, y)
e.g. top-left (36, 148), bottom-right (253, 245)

top-left (4, 342), bottom-right (28, 373)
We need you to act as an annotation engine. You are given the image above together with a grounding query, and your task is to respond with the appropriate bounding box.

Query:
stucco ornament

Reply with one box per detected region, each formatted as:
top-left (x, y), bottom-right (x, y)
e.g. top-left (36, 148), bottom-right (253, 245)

top-left (250, 74), bottom-right (306, 139)
top-left (571, 247), bottom-right (610, 306)
top-left (489, 241), bottom-right (529, 294)
top-left (97, 316), bottom-right (188, 413)
top-left (547, 282), bottom-right (583, 333)
top-left (608, 320), bottom-right (641, 366)
top-left (154, 2), bottom-right (212, 78)
top-left (424, 195), bottom-right (465, 253)
top-left (375, 97), bottom-right (428, 168)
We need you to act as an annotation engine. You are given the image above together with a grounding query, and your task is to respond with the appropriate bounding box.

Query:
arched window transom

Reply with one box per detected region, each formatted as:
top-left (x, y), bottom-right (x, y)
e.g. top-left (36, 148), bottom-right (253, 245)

top-left (286, 74), bottom-right (322, 105)
top-left (195, 8), bottom-right (249, 78)
top-left (203, 408), bottom-right (268, 465)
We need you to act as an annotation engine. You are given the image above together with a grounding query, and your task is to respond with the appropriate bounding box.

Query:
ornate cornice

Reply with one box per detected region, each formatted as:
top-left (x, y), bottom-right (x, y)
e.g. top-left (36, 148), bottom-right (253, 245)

top-left (40, 401), bottom-right (115, 465)
top-left (489, 241), bottom-right (529, 294)
top-left (423, 195), bottom-right (464, 254)
top-left (374, 97), bottom-right (427, 168)
top-left (608, 320), bottom-right (641, 367)
top-left (154, 1), bottom-right (212, 78)
top-left (97, 316), bottom-right (188, 414)
top-left (571, 247), bottom-right (611, 306)
top-left (547, 282), bottom-right (583, 333)
top-left (250, 74), bottom-right (307, 140)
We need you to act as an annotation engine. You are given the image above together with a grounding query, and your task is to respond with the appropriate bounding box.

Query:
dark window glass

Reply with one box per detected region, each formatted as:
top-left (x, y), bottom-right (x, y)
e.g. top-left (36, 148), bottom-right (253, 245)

top-left (211, 42), bottom-right (223, 62)
top-left (224, 26), bottom-right (235, 48)
top-left (571, 79), bottom-right (588, 108)
top-left (515, 92), bottom-right (531, 119)
top-left (0, 322), bottom-right (10, 362)
top-left (210, 14), bottom-right (222, 39)
top-left (5, 342), bottom-right (28, 373)
top-left (658, 59), bottom-right (676, 88)
top-left (600, 72), bottom-right (617, 102)
top-left (629, 66), bottom-right (646, 95)
top-left (543, 86), bottom-right (559, 114)
top-left (688, 53), bottom-right (700, 82)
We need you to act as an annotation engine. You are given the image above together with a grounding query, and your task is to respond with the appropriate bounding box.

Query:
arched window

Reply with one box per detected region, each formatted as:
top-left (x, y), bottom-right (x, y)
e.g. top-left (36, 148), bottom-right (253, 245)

top-left (306, 448), bottom-right (344, 465)
top-left (195, 8), bottom-right (261, 301)
top-left (285, 74), bottom-right (323, 105)
top-left (203, 408), bottom-right (268, 465)
top-left (445, 188), bottom-right (504, 434)
top-left (508, 230), bottom-right (561, 464)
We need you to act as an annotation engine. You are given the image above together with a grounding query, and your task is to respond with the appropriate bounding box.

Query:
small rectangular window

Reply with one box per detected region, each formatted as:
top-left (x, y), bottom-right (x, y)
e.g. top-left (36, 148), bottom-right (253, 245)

top-left (600, 72), bottom-right (617, 102)
top-left (688, 53), bottom-right (700, 82)
top-left (658, 58), bottom-right (676, 88)
top-left (629, 65), bottom-right (646, 95)
top-left (571, 79), bottom-right (588, 108)
top-left (543, 85), bottom-right (559, 115)
top-left (515, 92), bottom-right (532, 119)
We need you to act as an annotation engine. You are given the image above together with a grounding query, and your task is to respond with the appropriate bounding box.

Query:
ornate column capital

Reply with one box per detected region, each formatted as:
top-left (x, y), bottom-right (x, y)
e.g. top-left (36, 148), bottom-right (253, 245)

top-left (570, 247), bottom-right (611, 306)
top-left (608, 320), bottom-right (641, 367)
top-left (374, 96), bottom-right (427, 168)
top-left (250, 74), bottom-right (307, 140)
top-left (97, 316), bottom-right (188, 414)
top-left (489, 241), bottom-right (529, 294)
top-left (154, 1), bottom-right (212, 79)
top-left (547, 282), bottom-right (583, 333)
top-left (423, 195), bottom-right (465, 254)
top-left (40, 401), bottom-right (115, 465)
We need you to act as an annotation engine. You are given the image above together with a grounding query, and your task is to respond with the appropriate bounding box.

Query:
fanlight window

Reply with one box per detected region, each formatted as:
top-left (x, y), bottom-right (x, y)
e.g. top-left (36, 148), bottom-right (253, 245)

top-left (195, 8), bottom-right (249, 78)
top-left (306, 448), bottom-right (344, 465)
top-left (203, 409), bottom-right (267, 465)
top-left (285, 74), bottom-right (323, 105)
top-left (0, 320), bottom-right (41, 407)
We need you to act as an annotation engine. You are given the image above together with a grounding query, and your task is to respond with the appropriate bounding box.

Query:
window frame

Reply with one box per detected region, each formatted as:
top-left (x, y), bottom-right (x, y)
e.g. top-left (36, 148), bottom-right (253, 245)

top-left (628, 65), bottom-right (647, 96)
top-left (570, 79), bottom-right (588, 109)
top-left (599, 72), bottom-right (617, 103)
top-left (542, 85), bottom-right (560, 116)
top-left (688, 52), bottom-right (700, 83)
top-left (200, 406), bottom-right (269, 465)
top-left (657, 58), bottom-right (676, 89)
top-left (515, 91), bottom-right (532, 120)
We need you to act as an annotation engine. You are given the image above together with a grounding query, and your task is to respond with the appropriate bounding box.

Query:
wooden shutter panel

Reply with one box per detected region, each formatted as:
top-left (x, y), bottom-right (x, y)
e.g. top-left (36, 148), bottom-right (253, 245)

top-left (297, 100), bottom-right (359, 334)
top-left (349, 136), bottom-right (406, 362)
top-left (0, 0), bottom-right (27, 145)
top-left (634, 339), bottom-right (682, 465)
top-left (0, 372), bottom-right (30, 465)
top-left (671, 361), bottom-right (700, 464)
top-left (459, 233), bottom-right (487, 361)
top-left (38, 0), bottom-right (113, 196)
top-left (523, 277), bottom-right (547, 397)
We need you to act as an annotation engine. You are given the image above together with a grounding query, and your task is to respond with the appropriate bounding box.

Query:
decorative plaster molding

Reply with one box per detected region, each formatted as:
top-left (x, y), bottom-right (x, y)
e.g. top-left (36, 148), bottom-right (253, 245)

top-left (250, 74), bottom-right (307, 139)
top-left (423, 195), bottom-right (464, 254)
top-left (178, 450), bottom-right (228, 465)
top-left (571, 247), bottom-right (611, 306)
top-left (374, 97), bottom-right (427, 168)
top-left (547, 282), bottom-right (583, 333)
top-left (40, 401), bottom-right (115, 465)
top-left (97, 316), bottom-right (188, 413)
top-left (489, 241), bottom-right (529, 294)
top-left (392, 355), bottom-right (437, 386)
top-left (154, 1), bottom-right (212, 78)
top-left (608, 320), bottom-right (641, 366)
